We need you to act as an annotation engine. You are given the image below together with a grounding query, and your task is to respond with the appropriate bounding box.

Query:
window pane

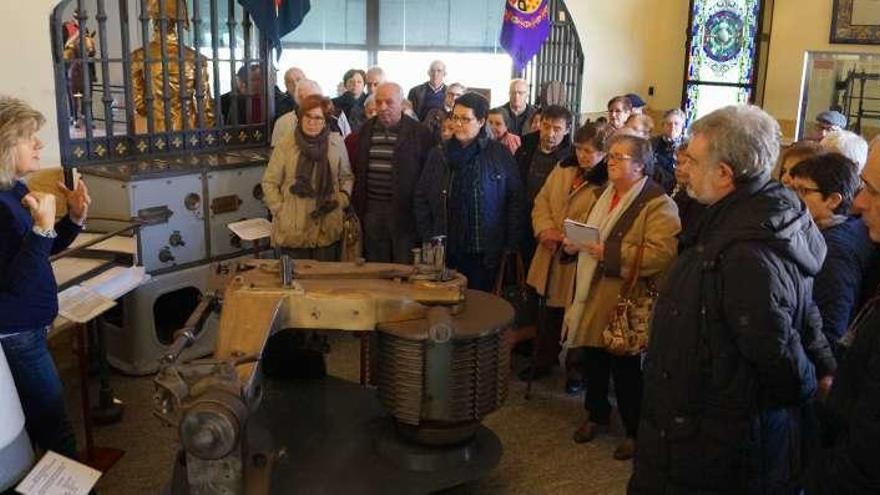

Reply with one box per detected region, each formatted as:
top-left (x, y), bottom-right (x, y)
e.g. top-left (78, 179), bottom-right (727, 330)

top-left (276, 49), bottom-right (369, 99)
top-left (685, 84), bottom-right (750, 122)
top-left (686, 0), bottom-right (760, 85)
top-left (282, 0), bottom-right (366, 45)
top-left (379, 0), bottom-right (503, 49)
top-left (378, 51), bottom-right (512, 107)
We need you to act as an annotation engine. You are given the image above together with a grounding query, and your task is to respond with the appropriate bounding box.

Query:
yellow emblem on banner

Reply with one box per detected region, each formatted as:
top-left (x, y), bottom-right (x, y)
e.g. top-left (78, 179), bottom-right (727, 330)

top-left (509, 0), bottom-right (541, 15)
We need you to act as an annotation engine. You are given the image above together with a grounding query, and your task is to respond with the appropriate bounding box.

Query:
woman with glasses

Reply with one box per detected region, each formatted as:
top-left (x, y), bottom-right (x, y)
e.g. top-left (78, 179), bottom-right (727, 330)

top-left (414, 92), bottom-right (525, 291)
top-left (521, 122), bottom-right (609, 392)
top-left (262, 94), bottom-right (354, 261)
top-left (789, 153), bottom-right (877, 359)
top-left (561, 134), bottom-right (680, 460)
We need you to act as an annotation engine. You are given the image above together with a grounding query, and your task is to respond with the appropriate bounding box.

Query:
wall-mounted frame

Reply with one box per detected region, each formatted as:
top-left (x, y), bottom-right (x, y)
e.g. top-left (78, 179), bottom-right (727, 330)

top-left (831, 0), bottom-right (880, 45)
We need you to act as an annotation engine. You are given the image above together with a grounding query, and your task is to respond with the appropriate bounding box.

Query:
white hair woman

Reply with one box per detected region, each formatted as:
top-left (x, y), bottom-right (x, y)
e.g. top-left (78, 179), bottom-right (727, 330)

top-left (0, 96), bottom-right (90, 459)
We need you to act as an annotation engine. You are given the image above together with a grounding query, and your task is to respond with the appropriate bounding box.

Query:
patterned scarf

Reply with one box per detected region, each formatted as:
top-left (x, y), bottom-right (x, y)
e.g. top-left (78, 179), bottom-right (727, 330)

top-left (291, 125), bottom-right (336, 217)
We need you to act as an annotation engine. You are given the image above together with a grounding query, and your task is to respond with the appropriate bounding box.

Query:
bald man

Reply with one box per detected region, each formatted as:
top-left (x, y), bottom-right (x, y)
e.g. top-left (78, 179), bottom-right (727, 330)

top-left (350, 82), bottom-right (436, 263)
top-left (407, 60), bottom-right (447, 121)
top-left (493, 79), bottom-right (537, 136)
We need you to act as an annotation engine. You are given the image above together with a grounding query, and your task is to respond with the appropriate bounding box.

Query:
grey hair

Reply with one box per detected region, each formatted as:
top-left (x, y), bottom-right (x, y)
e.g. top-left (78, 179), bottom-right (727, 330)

top-left (447, 82), bottom-right (466, 93)
top-left (366, 66), bottom-right (385, 80)
top-left (689, 105), bottom-right (780, 180)
top-left (663, 108), bottom-right (686, 121)
top-left (509, 78), bottom-right (528, 90)
top-left (377, 82), bottom-right (405, 102)
top-left (820, 129), bottom-right (868, 173)
top-left (0, 96), bottom-right (44, 190)
top-left (294, 79), bottom-right (322, 105)
top-left (607, 133), bottom-right (655, 177)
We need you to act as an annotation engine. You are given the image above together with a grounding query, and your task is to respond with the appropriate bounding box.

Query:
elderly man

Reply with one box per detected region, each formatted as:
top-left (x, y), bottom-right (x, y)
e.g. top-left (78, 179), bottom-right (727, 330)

top-left (271, 79), bottom-right (351, 146)
top-left (407, 60), bottom-right (447, 121)
top-left (626, 93), bottom-right (647, 115)
top-left (814, 109), bottom-right (847, 141)
top-left (423, 82), bottom-right (465, 140)
top-left (276, 67), bottom-right (305, 117)
top-left (350, 82), bottom-right (435, 263)
top-left (221, 64), bottom-right (264, 125)
top-left (630, 105), bottom-right (834, 493)
top-left (365, 66), bottom-right (385, 95)
top-left (806, 145), bottom-right (880, 494)
top-left (494, 79), bottom-right (537, 137)
top-left (651, 108), bottom-right (686, 193)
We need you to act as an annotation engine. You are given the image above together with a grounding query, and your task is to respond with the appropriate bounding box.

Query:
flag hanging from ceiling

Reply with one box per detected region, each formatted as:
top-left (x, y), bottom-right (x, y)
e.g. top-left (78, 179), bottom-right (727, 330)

top-left (237, 0), bottom-right (311, 58)
top-left (499, 0), bottom-right (551, 71)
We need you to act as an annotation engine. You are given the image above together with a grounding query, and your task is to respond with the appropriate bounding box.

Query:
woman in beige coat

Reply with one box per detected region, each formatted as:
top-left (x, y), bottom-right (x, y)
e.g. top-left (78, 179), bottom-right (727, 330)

top-left (523, 123), bottom-right (608, 392)
top-left (561, 134), bottom-right (680, 460)
top-left (262, 94), bottom-right (354, 260)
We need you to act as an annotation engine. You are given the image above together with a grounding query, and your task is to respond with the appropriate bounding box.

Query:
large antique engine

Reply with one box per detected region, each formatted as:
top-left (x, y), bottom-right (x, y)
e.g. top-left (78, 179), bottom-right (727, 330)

top-left (153, 244), bottom-right (514, 494)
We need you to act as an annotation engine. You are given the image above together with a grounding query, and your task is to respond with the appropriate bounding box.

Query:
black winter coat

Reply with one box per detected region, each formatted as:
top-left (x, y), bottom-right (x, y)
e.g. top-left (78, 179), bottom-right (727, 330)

top-left (630, 176), bottom-right (834, 494)
top-left (350, 115), bottom-right (436, 236)
top-left (414, 133), bottom-right (525, 258)
top-left (806, 289), bottom-right (880, 494)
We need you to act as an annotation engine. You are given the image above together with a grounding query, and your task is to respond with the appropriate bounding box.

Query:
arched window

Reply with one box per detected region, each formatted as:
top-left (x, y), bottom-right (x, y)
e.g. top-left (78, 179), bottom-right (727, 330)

top-left (682, 0), bottom-right (771, 122)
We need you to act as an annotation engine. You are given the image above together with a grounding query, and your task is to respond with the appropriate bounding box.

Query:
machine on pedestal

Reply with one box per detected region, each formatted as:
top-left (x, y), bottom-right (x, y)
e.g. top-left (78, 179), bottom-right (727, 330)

top-left (153, 242), bottom-right (514, 494)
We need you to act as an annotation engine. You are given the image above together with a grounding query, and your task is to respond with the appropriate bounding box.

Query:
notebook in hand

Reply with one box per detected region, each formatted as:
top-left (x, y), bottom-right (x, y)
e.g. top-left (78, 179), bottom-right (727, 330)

top-left (563, 218), bottom-right (600, 246)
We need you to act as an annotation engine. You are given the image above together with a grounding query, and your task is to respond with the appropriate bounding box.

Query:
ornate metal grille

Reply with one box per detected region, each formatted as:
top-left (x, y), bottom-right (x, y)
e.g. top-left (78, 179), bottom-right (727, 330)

top-left (50, 0), bottom-right (273, 168)
top-left (518, 0), bottom-right (583, 121)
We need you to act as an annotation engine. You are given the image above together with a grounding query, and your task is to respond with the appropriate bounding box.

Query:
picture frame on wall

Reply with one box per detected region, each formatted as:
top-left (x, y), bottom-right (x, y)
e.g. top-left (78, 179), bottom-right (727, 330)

top-left (831, 0), bottom-right (880, 44)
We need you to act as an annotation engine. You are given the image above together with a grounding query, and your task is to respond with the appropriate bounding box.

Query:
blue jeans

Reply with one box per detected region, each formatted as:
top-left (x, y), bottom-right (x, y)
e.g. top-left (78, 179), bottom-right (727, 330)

top-left (0, 328), bottom-right (77, 459)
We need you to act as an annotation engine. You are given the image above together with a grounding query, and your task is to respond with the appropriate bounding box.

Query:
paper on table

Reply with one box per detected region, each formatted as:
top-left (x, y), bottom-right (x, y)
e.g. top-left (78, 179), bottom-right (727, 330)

top-left (227, 217), bottom-right (272, 241)
top-left (81, 266), bottom-right (150, 301)
top-left (563, 218), bottom-right (600, 246)
top-left (15, 450), bottom-right (101, 495)
top-left (57, 285), bottom-right (116, 323)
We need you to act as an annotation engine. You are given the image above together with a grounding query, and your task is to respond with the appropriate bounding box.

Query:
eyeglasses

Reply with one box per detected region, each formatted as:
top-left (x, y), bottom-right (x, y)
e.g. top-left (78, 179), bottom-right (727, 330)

top-left (860, 176), bottom-right (880, 197)
top-left (607, 152), bottom-right (635, 163)
top-left (302, 114), bottom-right (326, 124)
top-left (451, 115), bottom-right (476, 124)
top-left (792, 185), bottom-right (822, 197)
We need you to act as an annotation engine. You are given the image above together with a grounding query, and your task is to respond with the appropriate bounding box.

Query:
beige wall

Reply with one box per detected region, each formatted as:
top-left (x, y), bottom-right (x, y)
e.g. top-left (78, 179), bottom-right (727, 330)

top-left (0, 0), bottom-right (61, 168)
top-left (764, 0), bottom-right (880, 137)
top-left (567, 0), bottom-right (689, 115)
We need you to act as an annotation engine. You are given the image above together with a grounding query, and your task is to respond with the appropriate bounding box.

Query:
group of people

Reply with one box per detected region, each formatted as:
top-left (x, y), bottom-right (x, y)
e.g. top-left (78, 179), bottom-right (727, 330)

top-left (2, 53), bottom-right (880, 494)
top-left (260, 59), bottom-right (880, 493)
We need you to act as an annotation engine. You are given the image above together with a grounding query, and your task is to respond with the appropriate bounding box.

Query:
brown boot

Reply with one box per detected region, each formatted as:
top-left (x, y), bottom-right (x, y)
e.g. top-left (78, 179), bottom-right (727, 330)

top-left (572, 420), bottom-right (607, 443)
top-left (613, 437), bottom-right (636, 460)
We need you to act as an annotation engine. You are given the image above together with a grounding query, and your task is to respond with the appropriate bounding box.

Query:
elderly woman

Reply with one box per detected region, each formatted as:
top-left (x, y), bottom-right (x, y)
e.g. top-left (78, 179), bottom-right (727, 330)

top-left (262, 94), bottom-right (354, 261)
top-left (774, 140), bottom-right (824, 186)
top-left (332, 69), bottom-right (368, 129)
top-left (522, 122), bottom-right (608, 390)
top-left (789, 153), bottom-right (876, 356)
top-left (0, 96), bottom-right (90, 458)
top-left (607, 95), bottom-right (633, 131)
top-left (561, 134), bottom-right (680, 460)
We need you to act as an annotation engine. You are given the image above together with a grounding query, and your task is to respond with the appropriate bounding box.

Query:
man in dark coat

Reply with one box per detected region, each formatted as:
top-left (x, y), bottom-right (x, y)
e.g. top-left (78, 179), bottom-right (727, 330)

top-left (630, 105), bottom-right (835, 494)
top-left (493, 79), bottom-right (537, 137)
top-left (407, 60), bottom-right (447, 121)
top-left (414, 92), bottom-right (525, 291)
top-left (806, 145), bottom-right (880, 494)
top-left (350, 82), bottom-right (435, 263)
top-left (514, 104), bottom-right (572, 261)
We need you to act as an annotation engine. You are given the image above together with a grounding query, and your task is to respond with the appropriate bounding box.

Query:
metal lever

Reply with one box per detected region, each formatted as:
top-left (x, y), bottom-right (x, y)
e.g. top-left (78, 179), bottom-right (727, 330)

top-left (280, 254), bottom-right (294, 288)
top-left (162, 295), bottom-right (218, 365)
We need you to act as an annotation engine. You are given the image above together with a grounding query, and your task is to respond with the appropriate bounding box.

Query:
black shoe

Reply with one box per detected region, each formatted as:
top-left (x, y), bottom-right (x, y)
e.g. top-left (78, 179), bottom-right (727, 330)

top-left (517, 365), bottom-right (552, 381)
top-left (565, 379), bottom-right (584, 395)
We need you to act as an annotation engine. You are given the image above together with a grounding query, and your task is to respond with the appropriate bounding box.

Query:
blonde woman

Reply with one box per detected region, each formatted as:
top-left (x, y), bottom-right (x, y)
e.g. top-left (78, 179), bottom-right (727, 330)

top-left (0, 96), bottom-right (90, 458)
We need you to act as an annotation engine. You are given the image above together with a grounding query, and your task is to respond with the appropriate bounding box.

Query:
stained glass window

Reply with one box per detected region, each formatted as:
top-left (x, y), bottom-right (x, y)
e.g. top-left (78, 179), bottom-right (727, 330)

top-left (683, 0), bottom-right (763, 122)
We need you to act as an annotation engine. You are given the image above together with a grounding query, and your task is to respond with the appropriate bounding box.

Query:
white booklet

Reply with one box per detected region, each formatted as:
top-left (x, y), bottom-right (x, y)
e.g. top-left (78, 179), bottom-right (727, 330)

top-left (227, 218), bottom-right (272, 241)
top-left (563, 218), bottom-right (600, 246)
top-left (15, 450), bottom-right (102, 495)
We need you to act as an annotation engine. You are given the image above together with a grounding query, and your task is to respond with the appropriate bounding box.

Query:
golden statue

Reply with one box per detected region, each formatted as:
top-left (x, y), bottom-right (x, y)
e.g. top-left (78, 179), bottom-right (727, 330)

top-left (131, 0), bottom-right (215, 133)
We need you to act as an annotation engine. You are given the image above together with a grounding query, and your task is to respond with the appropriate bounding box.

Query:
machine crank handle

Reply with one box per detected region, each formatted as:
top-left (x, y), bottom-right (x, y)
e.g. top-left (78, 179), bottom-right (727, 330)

top-left (161, 293), bottom-right (219, 365)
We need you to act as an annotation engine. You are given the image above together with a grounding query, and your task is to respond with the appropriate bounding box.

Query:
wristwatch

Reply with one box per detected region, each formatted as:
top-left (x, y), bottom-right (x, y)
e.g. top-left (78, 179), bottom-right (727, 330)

top-left (32, 225), bottom-right (58, 238)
